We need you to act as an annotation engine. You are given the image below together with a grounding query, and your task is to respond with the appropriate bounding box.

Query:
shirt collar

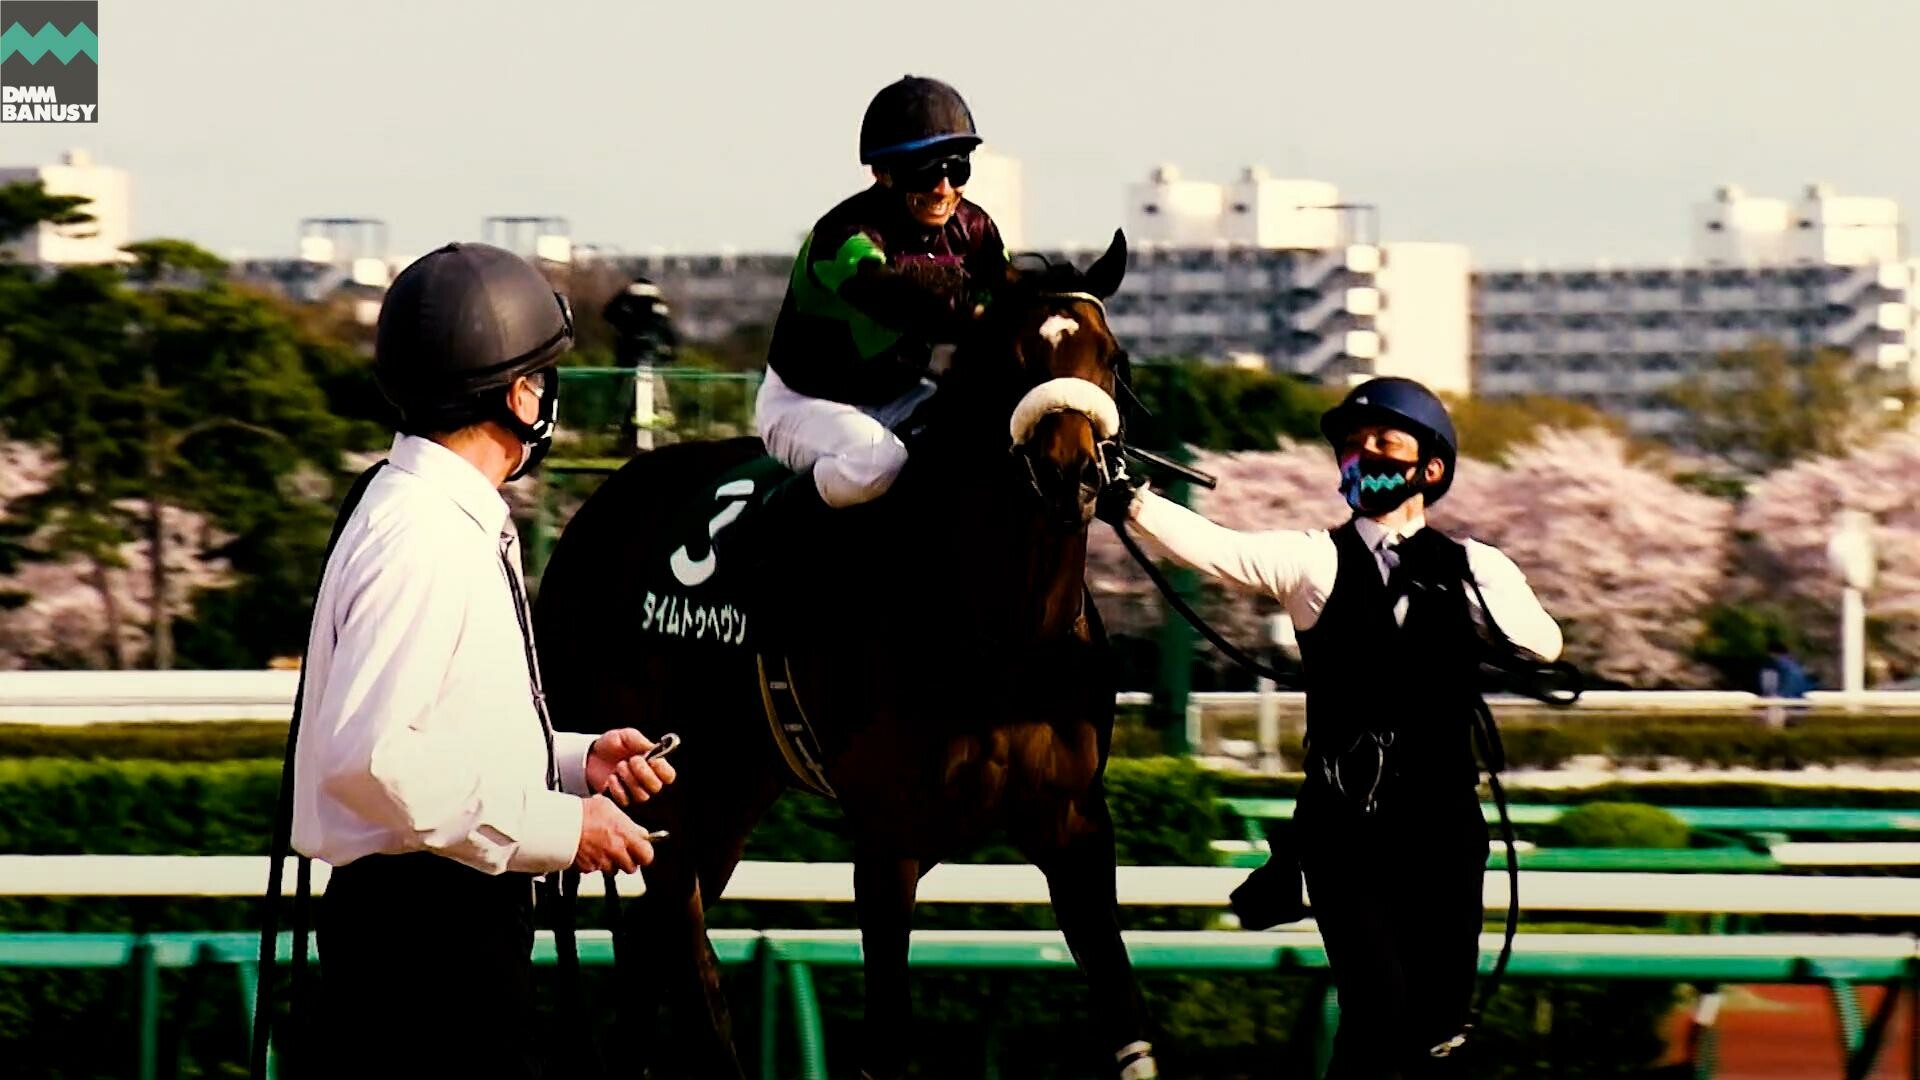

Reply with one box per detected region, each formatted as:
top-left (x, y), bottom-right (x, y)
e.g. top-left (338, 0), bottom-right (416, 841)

top-left (387, 433), bottom-right (512, 538)
top-left (1353, 513), bottom-right (1425, 552)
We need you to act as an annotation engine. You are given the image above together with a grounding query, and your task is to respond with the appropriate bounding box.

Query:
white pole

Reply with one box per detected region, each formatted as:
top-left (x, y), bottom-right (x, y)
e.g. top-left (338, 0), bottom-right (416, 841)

top-left (1842, 585), bottom-right (1866, 703)
top-left (632, 365), bottom-right (657, 451)
top-left (1256, 676), bottom-right (1281, 774)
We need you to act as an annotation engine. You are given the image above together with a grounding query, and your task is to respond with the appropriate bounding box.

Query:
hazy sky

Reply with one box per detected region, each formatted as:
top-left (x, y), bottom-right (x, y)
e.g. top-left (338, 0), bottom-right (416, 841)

top-left (9, 1), bottom-right (1919, 266)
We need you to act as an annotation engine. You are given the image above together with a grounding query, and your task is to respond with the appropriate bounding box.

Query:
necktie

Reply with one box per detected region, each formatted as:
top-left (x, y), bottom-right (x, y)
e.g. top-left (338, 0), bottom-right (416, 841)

top-left (1381, 536), bottom-right (1411, 626)
top-left (500, 531), bottom-right (559, 793)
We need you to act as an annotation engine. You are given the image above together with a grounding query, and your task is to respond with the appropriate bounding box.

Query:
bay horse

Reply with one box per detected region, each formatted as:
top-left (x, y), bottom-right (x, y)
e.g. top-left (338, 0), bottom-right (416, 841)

top-left (532, 230), bottom-right (1156, 1079)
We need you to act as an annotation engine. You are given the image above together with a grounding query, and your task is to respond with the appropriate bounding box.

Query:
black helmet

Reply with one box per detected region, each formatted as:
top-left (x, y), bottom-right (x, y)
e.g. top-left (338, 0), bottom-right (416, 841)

top-left (374, 242), bottom-right (573, 431)
top-left (601, 276), bottom-right (678, 366)
top-left (1319, 377), bottom-right (1459, 502)
top-left (859, 75), bottom-right (982, 165)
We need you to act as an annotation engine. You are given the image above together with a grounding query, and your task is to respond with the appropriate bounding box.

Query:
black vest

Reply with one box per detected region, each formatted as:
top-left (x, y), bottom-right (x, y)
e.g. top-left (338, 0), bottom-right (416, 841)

top-left (1297, 520), bottom-right (1485, 802)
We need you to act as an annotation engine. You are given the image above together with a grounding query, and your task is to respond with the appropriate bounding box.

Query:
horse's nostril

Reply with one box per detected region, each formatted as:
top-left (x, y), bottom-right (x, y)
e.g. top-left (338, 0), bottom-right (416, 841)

top-left (1079, 460), bottom-right (1104, 489)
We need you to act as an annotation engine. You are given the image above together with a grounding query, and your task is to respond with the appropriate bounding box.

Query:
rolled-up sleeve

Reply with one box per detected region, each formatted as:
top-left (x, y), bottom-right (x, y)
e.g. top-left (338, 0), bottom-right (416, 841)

top-left (315, 533), bottom-right (581, 876)
top-left (1463, 541), bottom-right (1564, 663)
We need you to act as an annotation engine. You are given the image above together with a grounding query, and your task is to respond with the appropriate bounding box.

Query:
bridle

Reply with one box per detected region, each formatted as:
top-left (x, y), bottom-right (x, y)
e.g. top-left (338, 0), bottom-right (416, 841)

top-left (1006, 290), bottom-right (1134, 502)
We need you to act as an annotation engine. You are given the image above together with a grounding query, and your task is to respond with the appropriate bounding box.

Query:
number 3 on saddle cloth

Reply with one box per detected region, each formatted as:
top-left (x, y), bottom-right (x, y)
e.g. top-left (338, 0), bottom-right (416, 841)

top-left (638, 451), bottom-right (905, 801)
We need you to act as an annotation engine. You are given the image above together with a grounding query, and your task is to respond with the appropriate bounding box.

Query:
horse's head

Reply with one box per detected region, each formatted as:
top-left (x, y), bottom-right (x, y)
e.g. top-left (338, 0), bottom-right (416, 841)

top-left (948, 229), bottom-right (1131, 531)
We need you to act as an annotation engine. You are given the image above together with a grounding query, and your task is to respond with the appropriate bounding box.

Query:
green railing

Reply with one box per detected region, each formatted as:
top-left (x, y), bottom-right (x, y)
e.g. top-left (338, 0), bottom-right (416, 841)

top-left (1218, 798), bottom-right (1920, 844)
top-left (547, 366), bottom-right (762, 470)
top-left (525, 367), bottom-right (763, 575)
top-left (5, 929), bottom-right (1914, 1080)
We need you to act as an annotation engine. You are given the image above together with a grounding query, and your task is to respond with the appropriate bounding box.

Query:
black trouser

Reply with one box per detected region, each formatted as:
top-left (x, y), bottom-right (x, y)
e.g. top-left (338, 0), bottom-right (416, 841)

top-left (314, 852), bottom-right (543, 1079)
top-left (1297, 777), bottom-right (1488, 1080)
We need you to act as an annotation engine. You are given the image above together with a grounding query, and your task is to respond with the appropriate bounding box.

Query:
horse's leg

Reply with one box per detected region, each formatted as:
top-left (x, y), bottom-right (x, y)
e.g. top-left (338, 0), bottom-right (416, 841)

top-left (611, 714), bottom-right (777, 1080)
top-left (617, 827), bottom-right (748, 1080)
top-left (683, 771), bottom-right (787, 1076)
top-left (852, 848), bottom-right (922, 1080)
top-left (1031, 790), bottom-right (1158, 1080)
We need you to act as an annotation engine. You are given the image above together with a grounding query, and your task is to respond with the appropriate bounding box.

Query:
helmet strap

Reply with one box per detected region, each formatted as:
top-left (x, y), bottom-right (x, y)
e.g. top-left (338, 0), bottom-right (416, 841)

top-left (502, 369), bottom-right (560, 482)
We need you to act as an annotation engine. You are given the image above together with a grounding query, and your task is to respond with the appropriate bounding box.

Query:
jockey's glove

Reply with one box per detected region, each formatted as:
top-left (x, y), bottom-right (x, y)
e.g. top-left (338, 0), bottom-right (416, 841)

top-left (840, 261), bottom-right (973, 337)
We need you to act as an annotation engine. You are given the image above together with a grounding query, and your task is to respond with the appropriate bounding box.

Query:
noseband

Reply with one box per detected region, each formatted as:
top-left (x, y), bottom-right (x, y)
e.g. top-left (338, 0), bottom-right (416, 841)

top-left (1006, 292), bottom-right (1126, 502)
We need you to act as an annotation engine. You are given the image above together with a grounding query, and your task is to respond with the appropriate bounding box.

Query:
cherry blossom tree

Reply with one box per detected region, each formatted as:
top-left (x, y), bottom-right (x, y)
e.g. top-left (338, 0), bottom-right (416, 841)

top-left (1736, 418), bottom-right (1920, 684)
top-left (0, 440), bottom-right (232, 670)
top-left (1434, 428), bottom-right (1733, 687)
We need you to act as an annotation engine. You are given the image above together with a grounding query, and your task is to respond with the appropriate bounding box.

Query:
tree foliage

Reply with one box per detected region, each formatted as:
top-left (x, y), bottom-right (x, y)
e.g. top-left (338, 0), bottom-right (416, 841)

top-left (1666, 342), bottom-right (1911, 473)
top-left (1126, 361), bottom-right (1338, 452)
top-left (1443, 393), bottom-right (1622, 463)
top-left (0, 185), bottom-right (385, 668)
top-left (0, 179), bottom-right (95, 248)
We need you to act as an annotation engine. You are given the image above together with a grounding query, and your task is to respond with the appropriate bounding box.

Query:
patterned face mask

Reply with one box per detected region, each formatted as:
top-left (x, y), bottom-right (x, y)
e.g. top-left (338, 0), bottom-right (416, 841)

top-left (1339, 450), bottom-right (1422, 516)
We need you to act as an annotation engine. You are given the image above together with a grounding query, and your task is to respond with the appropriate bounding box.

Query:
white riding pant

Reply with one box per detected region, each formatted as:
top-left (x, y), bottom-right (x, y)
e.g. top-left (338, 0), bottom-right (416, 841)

top-left (755, 367), bottom-right (914, 508)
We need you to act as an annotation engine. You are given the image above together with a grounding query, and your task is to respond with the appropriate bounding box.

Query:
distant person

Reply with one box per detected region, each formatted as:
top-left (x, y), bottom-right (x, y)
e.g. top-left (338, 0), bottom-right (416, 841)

top-left (1759, 641), bottom-right (1812, 699)
top-left (290, 243), bottom-right (678, 1077)
top-left (1098, 377), bottom-right (1564, 1078)
top-left (602, 275), bottom-right (679, 368)
top-left (747, 74), bottom-right (1009, 539)
top-left (602, 275), bottom-right (680, 448)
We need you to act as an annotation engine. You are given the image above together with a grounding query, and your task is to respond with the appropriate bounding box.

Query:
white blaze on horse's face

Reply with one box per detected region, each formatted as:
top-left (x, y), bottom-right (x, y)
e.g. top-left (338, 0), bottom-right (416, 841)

top-left (1037, 314), bottom-right (1079, 346)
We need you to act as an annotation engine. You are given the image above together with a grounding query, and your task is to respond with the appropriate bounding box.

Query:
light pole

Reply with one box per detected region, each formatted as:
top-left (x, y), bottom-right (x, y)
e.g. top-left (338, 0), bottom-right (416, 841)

top-left (1825, 508), bottom-right (1876, 702)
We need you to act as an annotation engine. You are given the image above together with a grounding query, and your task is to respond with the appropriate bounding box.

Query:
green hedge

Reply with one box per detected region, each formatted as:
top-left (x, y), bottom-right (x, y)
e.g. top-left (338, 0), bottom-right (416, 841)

top-left (12, 711), bottom-right (1920, 772)
top-left (1556, 804), bottom-right (1690, 849)
top-left (0, 755), bottom-right (1714, 1077)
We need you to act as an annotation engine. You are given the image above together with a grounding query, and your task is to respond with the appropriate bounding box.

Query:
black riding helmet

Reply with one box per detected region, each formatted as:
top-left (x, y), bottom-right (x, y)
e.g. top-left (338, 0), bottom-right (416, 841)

top-left (375, 242), bottom-right (573, 476)
top-left (1319, 376), bottom-right (1459, 503)
top-left (859, 75), bottom-right (982, 165)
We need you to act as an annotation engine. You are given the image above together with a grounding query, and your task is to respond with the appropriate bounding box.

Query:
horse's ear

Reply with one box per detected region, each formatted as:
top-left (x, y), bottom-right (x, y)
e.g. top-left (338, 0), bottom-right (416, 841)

top-left (1084, 229), bottom-right (1128, 299)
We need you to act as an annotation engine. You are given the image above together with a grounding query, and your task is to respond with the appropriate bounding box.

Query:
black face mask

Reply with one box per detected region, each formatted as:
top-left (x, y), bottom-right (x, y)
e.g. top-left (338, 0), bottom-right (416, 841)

top-left (503, 371), bottom-right (560, 482)
top-left (1339, 450), bottom-right (1422, 516)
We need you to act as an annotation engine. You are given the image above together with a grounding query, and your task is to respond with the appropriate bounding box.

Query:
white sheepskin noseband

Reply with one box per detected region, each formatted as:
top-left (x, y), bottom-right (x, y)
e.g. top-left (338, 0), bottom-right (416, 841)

top-left (1009, 377), bottom-right (1121, 446)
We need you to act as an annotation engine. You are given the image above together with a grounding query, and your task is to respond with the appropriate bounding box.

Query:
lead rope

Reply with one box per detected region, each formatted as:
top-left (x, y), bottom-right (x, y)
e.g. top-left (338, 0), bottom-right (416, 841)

top-left (500, 533), bottom-right (592, 1062)
top-left (1431, 567), bottom-right (1582, 1059)
top-left (250, 460), bottom-right (388, 1080)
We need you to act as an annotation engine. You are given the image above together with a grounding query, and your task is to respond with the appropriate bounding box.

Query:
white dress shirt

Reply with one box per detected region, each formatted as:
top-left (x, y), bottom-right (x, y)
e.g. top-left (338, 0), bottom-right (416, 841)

top-left (1128, 489), bottom-right (1564, 661)
top-left (291, 433), bottom-right (597, 875)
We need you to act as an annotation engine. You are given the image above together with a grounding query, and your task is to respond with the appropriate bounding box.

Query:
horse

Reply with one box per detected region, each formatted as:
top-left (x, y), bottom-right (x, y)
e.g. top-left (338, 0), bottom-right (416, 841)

top-left (531, 230), bottom-right (1156, 1080)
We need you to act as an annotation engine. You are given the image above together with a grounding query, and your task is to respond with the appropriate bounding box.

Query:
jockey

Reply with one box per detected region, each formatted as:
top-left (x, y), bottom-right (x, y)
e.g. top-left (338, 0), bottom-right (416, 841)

top-left (749, 74), bottom-right (1010, 531)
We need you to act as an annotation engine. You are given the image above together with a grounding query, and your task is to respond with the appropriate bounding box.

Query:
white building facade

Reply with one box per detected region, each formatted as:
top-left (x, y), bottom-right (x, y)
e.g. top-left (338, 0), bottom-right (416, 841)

top-left (1475, 185), bottom-right (1917, 434)
top-left (1102, 165), bottom-right (1469, 393)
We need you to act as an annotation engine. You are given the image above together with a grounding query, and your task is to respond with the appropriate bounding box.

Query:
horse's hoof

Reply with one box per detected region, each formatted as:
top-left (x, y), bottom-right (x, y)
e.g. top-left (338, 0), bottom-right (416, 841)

top-left (1117, 1040), bottom-right (1159, 1079)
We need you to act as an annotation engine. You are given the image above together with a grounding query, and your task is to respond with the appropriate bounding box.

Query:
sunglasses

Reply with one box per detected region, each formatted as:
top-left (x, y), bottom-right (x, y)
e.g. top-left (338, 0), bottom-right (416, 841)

top-left (892, 154), bottom-right (971, 193)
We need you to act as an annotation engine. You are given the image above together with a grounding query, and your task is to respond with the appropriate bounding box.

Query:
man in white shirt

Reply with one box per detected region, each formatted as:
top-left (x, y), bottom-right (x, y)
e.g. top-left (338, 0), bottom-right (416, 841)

top-left (292, 243), bottom-right (676, 1078)
top-left (1098, 377), bottom-right (1562, 1078)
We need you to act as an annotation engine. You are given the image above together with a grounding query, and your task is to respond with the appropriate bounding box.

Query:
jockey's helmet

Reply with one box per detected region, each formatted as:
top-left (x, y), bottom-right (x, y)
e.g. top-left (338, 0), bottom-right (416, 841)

top-left (859, 75), bottom-right (982, 166)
